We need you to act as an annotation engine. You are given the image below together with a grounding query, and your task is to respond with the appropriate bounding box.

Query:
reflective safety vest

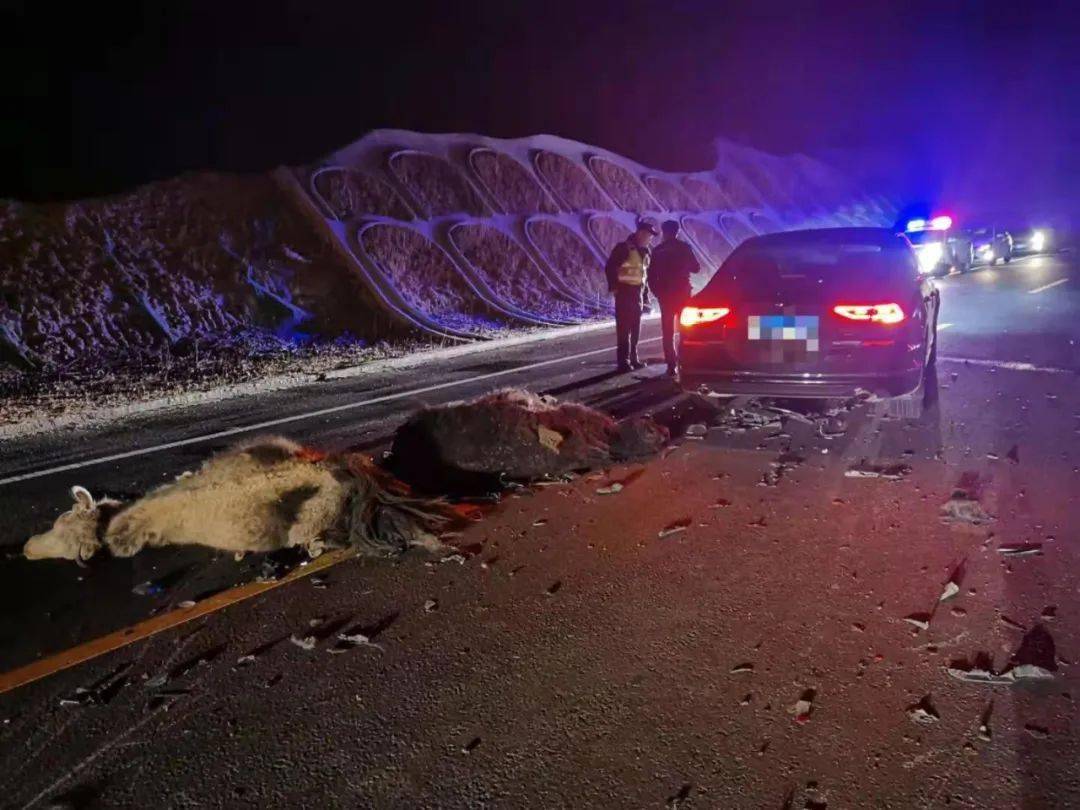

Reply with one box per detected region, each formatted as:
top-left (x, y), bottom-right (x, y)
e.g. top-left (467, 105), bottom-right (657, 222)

top-left (617, 243), bottom-right (649, 286)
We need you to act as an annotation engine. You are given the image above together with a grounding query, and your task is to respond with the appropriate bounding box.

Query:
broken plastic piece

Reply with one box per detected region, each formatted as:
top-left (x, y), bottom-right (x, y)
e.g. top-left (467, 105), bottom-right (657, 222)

top-left (939, 581), bottom-right (960, 602)
top-left (658, 518), bottom-right (691, 539)
top-left (903, 613), bottom-right (931, 631)
top-left (907, 695), bottom-right (940, 724)
top-left (998, 544), bottom-right (1042, 557)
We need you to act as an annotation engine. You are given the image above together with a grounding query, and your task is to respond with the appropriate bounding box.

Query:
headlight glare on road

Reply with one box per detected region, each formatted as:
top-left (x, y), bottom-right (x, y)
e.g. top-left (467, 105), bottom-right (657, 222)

top-left (915, 242), bottom-right (943, 273)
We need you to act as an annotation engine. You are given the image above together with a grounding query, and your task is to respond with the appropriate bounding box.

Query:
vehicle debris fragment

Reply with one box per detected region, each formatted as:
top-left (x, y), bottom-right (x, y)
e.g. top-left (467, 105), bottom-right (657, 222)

top-left (903, 613), bottom-right (931, 631)
top-left (940, 495), bottom-right (994, 525)
top-left (290, 634), bottom-right (317, 651)
top-left (658, 518), bottom-right (691, 539)
top-left (844, 460), bottom-right (911, 480)
top-left (997, 543), bottom-right (1042, 557)
top-left (907, 695), bottom-right (940, 724)
top-left (791, 689), bottom-right (815, 724)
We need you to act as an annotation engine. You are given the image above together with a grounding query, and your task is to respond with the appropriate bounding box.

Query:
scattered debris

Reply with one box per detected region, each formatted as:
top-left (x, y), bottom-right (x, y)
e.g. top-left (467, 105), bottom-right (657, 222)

top-left (940, 496), bottom-right (994, 525)
top-left (714, 406), bottom-right (783, 434)
top-left (532, 518), bottom-right (548, 527)
top-left (1025, 724), bottom-right (1050, 739)
top-left (289, 634), bottom-right (317, 651)
top-left (60, 663), bottom-right (134, 708)
top-left (948, 628), bottom-right (1058, 684)
top-left (997, 543), bottom-right (1042, 557)
top-left (424, 599), bottom-right (438, 613)
top-left (310, 574), bottom-right (328, 589)
top-left (132, 580), bottom-right (165, 597)
top-left (684, 423), bottom-right (708, 438)
top-left (791, 689), bottom-right (815, 724)
top-left (596, 483), bottom-right (623, 495)
top-left (658, 518), bottom-right (691, 539)
top-left (462, 736), bottom-right (482, 754)
top-left (329, 630), bottom-right (382, 654)
top-left (546, 580), bottom-right (562, 595)
top-left (666, 783), bottom-right (693, 809)
top-left (844, 460), bottom-right (911, 480)
top-left (939, 581), bottom-right (960, 602)
top-left (145, 688), bottom-right (191, 713)
top-left (907, 695), bottom-right (940, 724)
top-left (1000, 615), bottom-right (1026, 631)
top-left (1011, 624), bottom-right (1057, 673)
top-left (730, 662), bottom-right (754, 674)
top-left (978, 701), bottom-right (993, 741)
top-left (1041, 606), bottom-right (1057, 621)
top-left (1006, 444), bottom-right (1020, 464)
top-left (904, 613), bottom-right (932, 631)
top-left (710, 498), bottom-right (732, 508)
top-left (440, 553), bottom-right (467, 565)
top-left (760, 453), bottom-right (804, 487)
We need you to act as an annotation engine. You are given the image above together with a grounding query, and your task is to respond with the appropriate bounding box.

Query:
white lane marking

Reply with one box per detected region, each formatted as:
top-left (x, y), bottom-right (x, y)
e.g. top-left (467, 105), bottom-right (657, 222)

top-left (937, 322), bottom-right (954, 330)
top-left (940, 356), bottom-right (1074, 374)
top-left (1028, 278), bottom-right (1069, 294)
top-left (0, 337), bottom-right (662, 487)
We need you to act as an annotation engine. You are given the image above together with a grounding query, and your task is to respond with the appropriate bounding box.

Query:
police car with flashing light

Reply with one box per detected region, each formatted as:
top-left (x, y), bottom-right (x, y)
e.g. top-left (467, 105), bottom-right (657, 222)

top-left (904, 216), bottom-right (973, 276)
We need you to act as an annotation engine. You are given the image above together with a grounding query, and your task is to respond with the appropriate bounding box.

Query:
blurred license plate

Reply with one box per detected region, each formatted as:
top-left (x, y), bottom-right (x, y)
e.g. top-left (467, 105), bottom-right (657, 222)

top-left (748, 315), bottom-right (819, 351)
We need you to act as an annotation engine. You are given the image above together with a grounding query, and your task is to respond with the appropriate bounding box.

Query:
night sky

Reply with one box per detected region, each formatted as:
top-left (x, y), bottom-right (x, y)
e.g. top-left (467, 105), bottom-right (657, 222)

top-left (4, 0), bottom-right (1078, 216)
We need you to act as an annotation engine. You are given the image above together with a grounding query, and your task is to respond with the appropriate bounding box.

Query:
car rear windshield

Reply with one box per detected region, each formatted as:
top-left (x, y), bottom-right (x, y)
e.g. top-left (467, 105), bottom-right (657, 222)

top-left (705, 231), bottom-right (913, 298)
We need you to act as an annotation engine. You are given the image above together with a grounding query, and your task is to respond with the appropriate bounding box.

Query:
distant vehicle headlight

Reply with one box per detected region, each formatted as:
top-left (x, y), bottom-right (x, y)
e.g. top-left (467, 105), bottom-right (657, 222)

top-left (977, 243), bottom-right (994, 258)
top-left (915, 242), bottom-right (943, 273)
top-left (1031, 230), bottom-right (1046, 251)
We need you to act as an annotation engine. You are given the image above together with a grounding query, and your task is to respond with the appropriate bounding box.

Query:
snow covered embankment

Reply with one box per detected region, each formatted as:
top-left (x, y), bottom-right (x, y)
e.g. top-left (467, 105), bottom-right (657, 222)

top-left (0, 129), bottom-right (895, 430)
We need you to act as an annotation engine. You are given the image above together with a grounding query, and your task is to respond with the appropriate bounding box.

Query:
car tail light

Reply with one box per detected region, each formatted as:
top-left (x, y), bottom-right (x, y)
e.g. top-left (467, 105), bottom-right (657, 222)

top-left (680, 306), bottom-right (731, 327)
top-left (832, 303), bottom-right (905, 324)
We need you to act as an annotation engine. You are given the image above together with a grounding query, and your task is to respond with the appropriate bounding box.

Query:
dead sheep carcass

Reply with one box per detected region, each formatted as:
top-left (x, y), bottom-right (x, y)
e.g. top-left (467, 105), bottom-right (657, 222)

top-left (389, 388), bottom-right (669, 492)
top-left (24, 437), bottom-right (458, 563)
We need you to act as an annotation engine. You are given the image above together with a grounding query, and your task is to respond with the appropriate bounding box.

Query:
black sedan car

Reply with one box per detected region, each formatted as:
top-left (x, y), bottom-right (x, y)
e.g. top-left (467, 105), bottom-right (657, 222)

top-left (678, 228), bottom-right (940, 398)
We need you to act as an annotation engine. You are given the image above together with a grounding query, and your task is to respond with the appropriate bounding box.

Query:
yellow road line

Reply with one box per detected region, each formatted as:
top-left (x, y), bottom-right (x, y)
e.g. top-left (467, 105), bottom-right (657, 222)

top-left (0, 547), bottom-right (357, 696)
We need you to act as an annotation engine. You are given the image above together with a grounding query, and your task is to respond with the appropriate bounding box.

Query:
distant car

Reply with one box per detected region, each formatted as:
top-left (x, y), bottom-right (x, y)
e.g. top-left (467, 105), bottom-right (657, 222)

top-left (1011, 227), bottom-right (1050, 256)
top-left (904, 216), bottom-right (972, 275)
top-left (968, 225), bottom-right (1013, 265)
top-left (678, 228), bottom-right (939, 398)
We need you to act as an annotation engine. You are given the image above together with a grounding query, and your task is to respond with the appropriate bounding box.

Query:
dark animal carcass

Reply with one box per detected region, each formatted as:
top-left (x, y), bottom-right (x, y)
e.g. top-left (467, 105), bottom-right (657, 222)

top-left (389, 389), bottom-right (668, 493)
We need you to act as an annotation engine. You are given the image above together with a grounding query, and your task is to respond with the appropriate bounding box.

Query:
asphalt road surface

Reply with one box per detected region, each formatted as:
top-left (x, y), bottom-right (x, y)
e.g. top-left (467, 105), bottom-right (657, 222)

top-left (0, 252), bottom-right (1077, 807)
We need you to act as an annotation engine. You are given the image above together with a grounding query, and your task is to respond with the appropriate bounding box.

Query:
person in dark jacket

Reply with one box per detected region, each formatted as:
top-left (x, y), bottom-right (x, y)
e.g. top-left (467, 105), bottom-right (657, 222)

top-left (605, 218), bottom-right (658, 372)
top-left (647, 219), bottom-right (700, 376)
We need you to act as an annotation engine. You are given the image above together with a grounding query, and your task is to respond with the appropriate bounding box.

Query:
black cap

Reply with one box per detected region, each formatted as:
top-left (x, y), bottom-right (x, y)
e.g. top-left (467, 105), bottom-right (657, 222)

top-left (662, 219), bottom-right (680, 235)
top-left (635, 217), bottom-right (659, 236)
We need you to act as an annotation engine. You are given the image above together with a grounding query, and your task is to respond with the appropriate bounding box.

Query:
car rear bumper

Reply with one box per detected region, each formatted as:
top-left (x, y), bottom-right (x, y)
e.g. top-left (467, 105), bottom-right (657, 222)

top-left (679, 367), bottom-right (923, 398)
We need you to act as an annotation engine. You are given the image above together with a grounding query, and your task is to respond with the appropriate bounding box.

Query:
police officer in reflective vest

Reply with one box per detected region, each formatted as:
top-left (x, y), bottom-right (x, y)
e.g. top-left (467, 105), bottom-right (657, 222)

top-left (604, 218), bottom-right (658, 372)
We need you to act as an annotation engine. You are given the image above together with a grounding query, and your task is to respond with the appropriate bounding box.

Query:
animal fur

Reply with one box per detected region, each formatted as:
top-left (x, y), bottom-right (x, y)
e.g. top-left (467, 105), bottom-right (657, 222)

top-left (389, 388), bottom-right (669, 492)
top-left (24, 437), bottom-right (458, 563)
